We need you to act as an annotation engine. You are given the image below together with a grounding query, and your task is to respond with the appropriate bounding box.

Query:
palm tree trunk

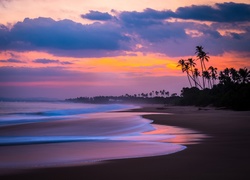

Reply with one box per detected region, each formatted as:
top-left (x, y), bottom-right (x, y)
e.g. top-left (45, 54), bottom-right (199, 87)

top-left (200, 60), bottom-right (205, 89)
top-left (196, 76), bottom-right (202, 88)
top-left (186, 72), bottom-right (192, 87)
top-left (190, 66), bottom-right (198, 88)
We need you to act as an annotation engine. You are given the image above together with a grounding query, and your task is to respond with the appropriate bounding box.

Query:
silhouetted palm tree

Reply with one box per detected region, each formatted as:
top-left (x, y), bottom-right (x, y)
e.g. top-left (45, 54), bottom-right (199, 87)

top-left (195, 46), bottom-right (210, 89)
top-left (238, 67), bottom-right (250, 84)
top-left (202, 70), bottom-right (212, 88)
top-left (229, 68), bottom-right (240, 84)
top-left (219, 68), bottom-right (232, 85)
top-left (165, 91), bottom-right (170, 97)
top-left (155, 91), bottom-right (159, 97)
top-left (187, 58), bottom-right (198, 87)
top-left (194, 68), bottom-right (202, 88)
top-left (208, 66), bottom-right (218, 86)
top-left (177, 59), bottom-right (193, 87)
top-left (160, 90), bottom-right (165, 97)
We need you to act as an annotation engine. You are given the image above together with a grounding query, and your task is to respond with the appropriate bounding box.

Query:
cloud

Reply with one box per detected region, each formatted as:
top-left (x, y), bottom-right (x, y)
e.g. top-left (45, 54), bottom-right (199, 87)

top-left (0, 66), bottom-right (97, 83)
top-left (0, 2), bottom-right (249, 58)
top-left (0, 0), bottom-right (12, 8)
top-left (33, 58), bottom-right (73, 65)
top-left (81, 10), bottom-right (113, 21)
top-left (175, 2), bottom-right (250, 22)
top-left (134, 22), bottom-right (187, 42)
top-left (0, 17), bottom-right (130, 52)
top-left (0, 66), bottom-right (125, 84)
top-left (0, 58), bottom-right (25, 63)
top-left (0, 24), bottom-right (9, 47)
top-left (118, 2), bottom-right (250, 25)
top-left (119, 8), bottom-right (174, 27)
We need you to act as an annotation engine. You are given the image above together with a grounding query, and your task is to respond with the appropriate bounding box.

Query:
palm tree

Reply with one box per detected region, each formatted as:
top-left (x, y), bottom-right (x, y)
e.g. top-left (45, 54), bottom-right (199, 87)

top-left (155, 91), bottom-right (159, 97)
top-left (195, 46), bottom-right (210, 89)
top-left (238, 67), bottom-right (250, 84)
top-left (177, 59), bottom-right (193, 87)
top-left (160, 90), bottom-right (165, 97)
top-left (208, 66), bottom-right (218, 86)
top-left (202, 70), bottom-right (212, 88)
top-left (187, 58), bottom-right (198, 87)
top-left (219, 68), bottom-right (231, 85)
top-left (193, 68), bottom-right (202, 88)
top-left (229, 68), bottom-right (240, 84)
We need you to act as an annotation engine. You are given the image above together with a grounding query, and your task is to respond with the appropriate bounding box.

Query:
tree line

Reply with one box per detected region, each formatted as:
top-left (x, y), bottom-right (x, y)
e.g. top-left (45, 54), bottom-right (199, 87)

top-left (66, 89), bottom-right (179, 104)
top-left (177, 46), bottom-right (250, 110)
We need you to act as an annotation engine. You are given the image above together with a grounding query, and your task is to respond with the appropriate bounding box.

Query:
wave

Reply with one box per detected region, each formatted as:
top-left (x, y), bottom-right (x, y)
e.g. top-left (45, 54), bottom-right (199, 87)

top-left (36, 104), bottom-right (134, 116)
top-left (0, 103), bottom-right (136, 126)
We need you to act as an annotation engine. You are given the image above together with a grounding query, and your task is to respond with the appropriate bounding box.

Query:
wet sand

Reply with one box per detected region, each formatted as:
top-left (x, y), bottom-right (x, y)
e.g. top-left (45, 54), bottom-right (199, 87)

top-left (1, 105), bottom-right (250, 180)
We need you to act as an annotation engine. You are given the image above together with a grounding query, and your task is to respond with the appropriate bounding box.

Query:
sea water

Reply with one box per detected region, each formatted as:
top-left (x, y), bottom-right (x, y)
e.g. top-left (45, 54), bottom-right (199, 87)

top-left (0, 101), bottom-right (186, 174)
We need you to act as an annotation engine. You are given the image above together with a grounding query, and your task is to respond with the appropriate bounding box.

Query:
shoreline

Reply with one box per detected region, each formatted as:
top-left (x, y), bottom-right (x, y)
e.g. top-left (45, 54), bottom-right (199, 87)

top-left (1, 105), bottom-right (250, 180)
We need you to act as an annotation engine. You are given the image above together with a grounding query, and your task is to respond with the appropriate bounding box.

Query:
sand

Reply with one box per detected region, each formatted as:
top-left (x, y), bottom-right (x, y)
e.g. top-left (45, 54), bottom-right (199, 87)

top-left (1, 105), bottom-right (250, 180)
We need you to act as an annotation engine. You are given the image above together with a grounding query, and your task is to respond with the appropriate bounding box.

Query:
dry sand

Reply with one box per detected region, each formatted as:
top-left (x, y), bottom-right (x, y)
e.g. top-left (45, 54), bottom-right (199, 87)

top-left (1, 105), bottom-right (250, 180)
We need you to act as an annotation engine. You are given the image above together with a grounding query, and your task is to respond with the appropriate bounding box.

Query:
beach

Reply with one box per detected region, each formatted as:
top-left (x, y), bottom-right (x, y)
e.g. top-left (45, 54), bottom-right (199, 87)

top-left (1, 105), bottom-right (250, 180)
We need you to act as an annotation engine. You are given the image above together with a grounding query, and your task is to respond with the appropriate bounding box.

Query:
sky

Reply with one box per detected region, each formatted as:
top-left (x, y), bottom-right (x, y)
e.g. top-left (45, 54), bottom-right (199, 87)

top-left (0, 0), bottom-right (250, 99)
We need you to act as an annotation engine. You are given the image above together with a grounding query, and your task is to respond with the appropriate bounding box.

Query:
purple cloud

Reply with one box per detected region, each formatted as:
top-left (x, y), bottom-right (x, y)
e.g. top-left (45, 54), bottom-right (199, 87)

top-left (0, 17), bottom-right (130, 52)
top-left (0, 58), bottom-right (25, 63)
top-left (175, 2), bottom-right (250, 22)
top-left (119, 8), bottom-right (174, 27)
top-left (81, 10), bottom-right (113, 21)
top-left (0, 2), bottom-right (249, 58)
top-left (33, 58), bottom-right (73, 65)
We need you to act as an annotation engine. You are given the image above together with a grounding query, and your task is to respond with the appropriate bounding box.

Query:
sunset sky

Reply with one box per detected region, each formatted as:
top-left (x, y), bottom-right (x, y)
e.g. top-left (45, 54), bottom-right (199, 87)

top-left (0, 0), bottom-right (250, 99)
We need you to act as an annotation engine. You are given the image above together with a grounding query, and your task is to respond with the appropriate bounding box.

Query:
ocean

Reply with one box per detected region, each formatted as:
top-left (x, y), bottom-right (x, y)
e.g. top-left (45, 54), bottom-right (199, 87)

top-left (0, 101), bottom-right (186, 174)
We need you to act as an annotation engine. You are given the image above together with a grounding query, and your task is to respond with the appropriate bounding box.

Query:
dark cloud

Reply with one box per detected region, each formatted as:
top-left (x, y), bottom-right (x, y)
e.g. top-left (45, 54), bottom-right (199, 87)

top-left (175, 2), bottom-right (250, 22)
top-left (0, 58), bottom-right (25, 63)
top-left (230, 32), bottom-right (242, 40)
top-left (33, 58), bottom-right (73, 65)
top-left (134, 23), bottom-right (187, 42)
top-left (201, 29), bottom-right (222, 39)
top-left (0, 24), bottom-right (9, 47)
top-left (118, 3), bottom-right (250, 25)
top-left (33, 59), bottom-right (60, 64)
top-left (81, 10), bottom-right (113, 21)
top-left (120, 8), bottom-right (173, 20)
top-left (119, 8), bottom-right (174, 27)
top-left (0, 17), bottom-right (130, 52)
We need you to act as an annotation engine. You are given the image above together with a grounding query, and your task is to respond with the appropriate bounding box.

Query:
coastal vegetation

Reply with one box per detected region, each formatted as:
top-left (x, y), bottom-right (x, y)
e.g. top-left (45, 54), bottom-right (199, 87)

top-left (66, 90), bottom-right (180, 105)
top-left (177, 46), bottom-right (250, 111)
